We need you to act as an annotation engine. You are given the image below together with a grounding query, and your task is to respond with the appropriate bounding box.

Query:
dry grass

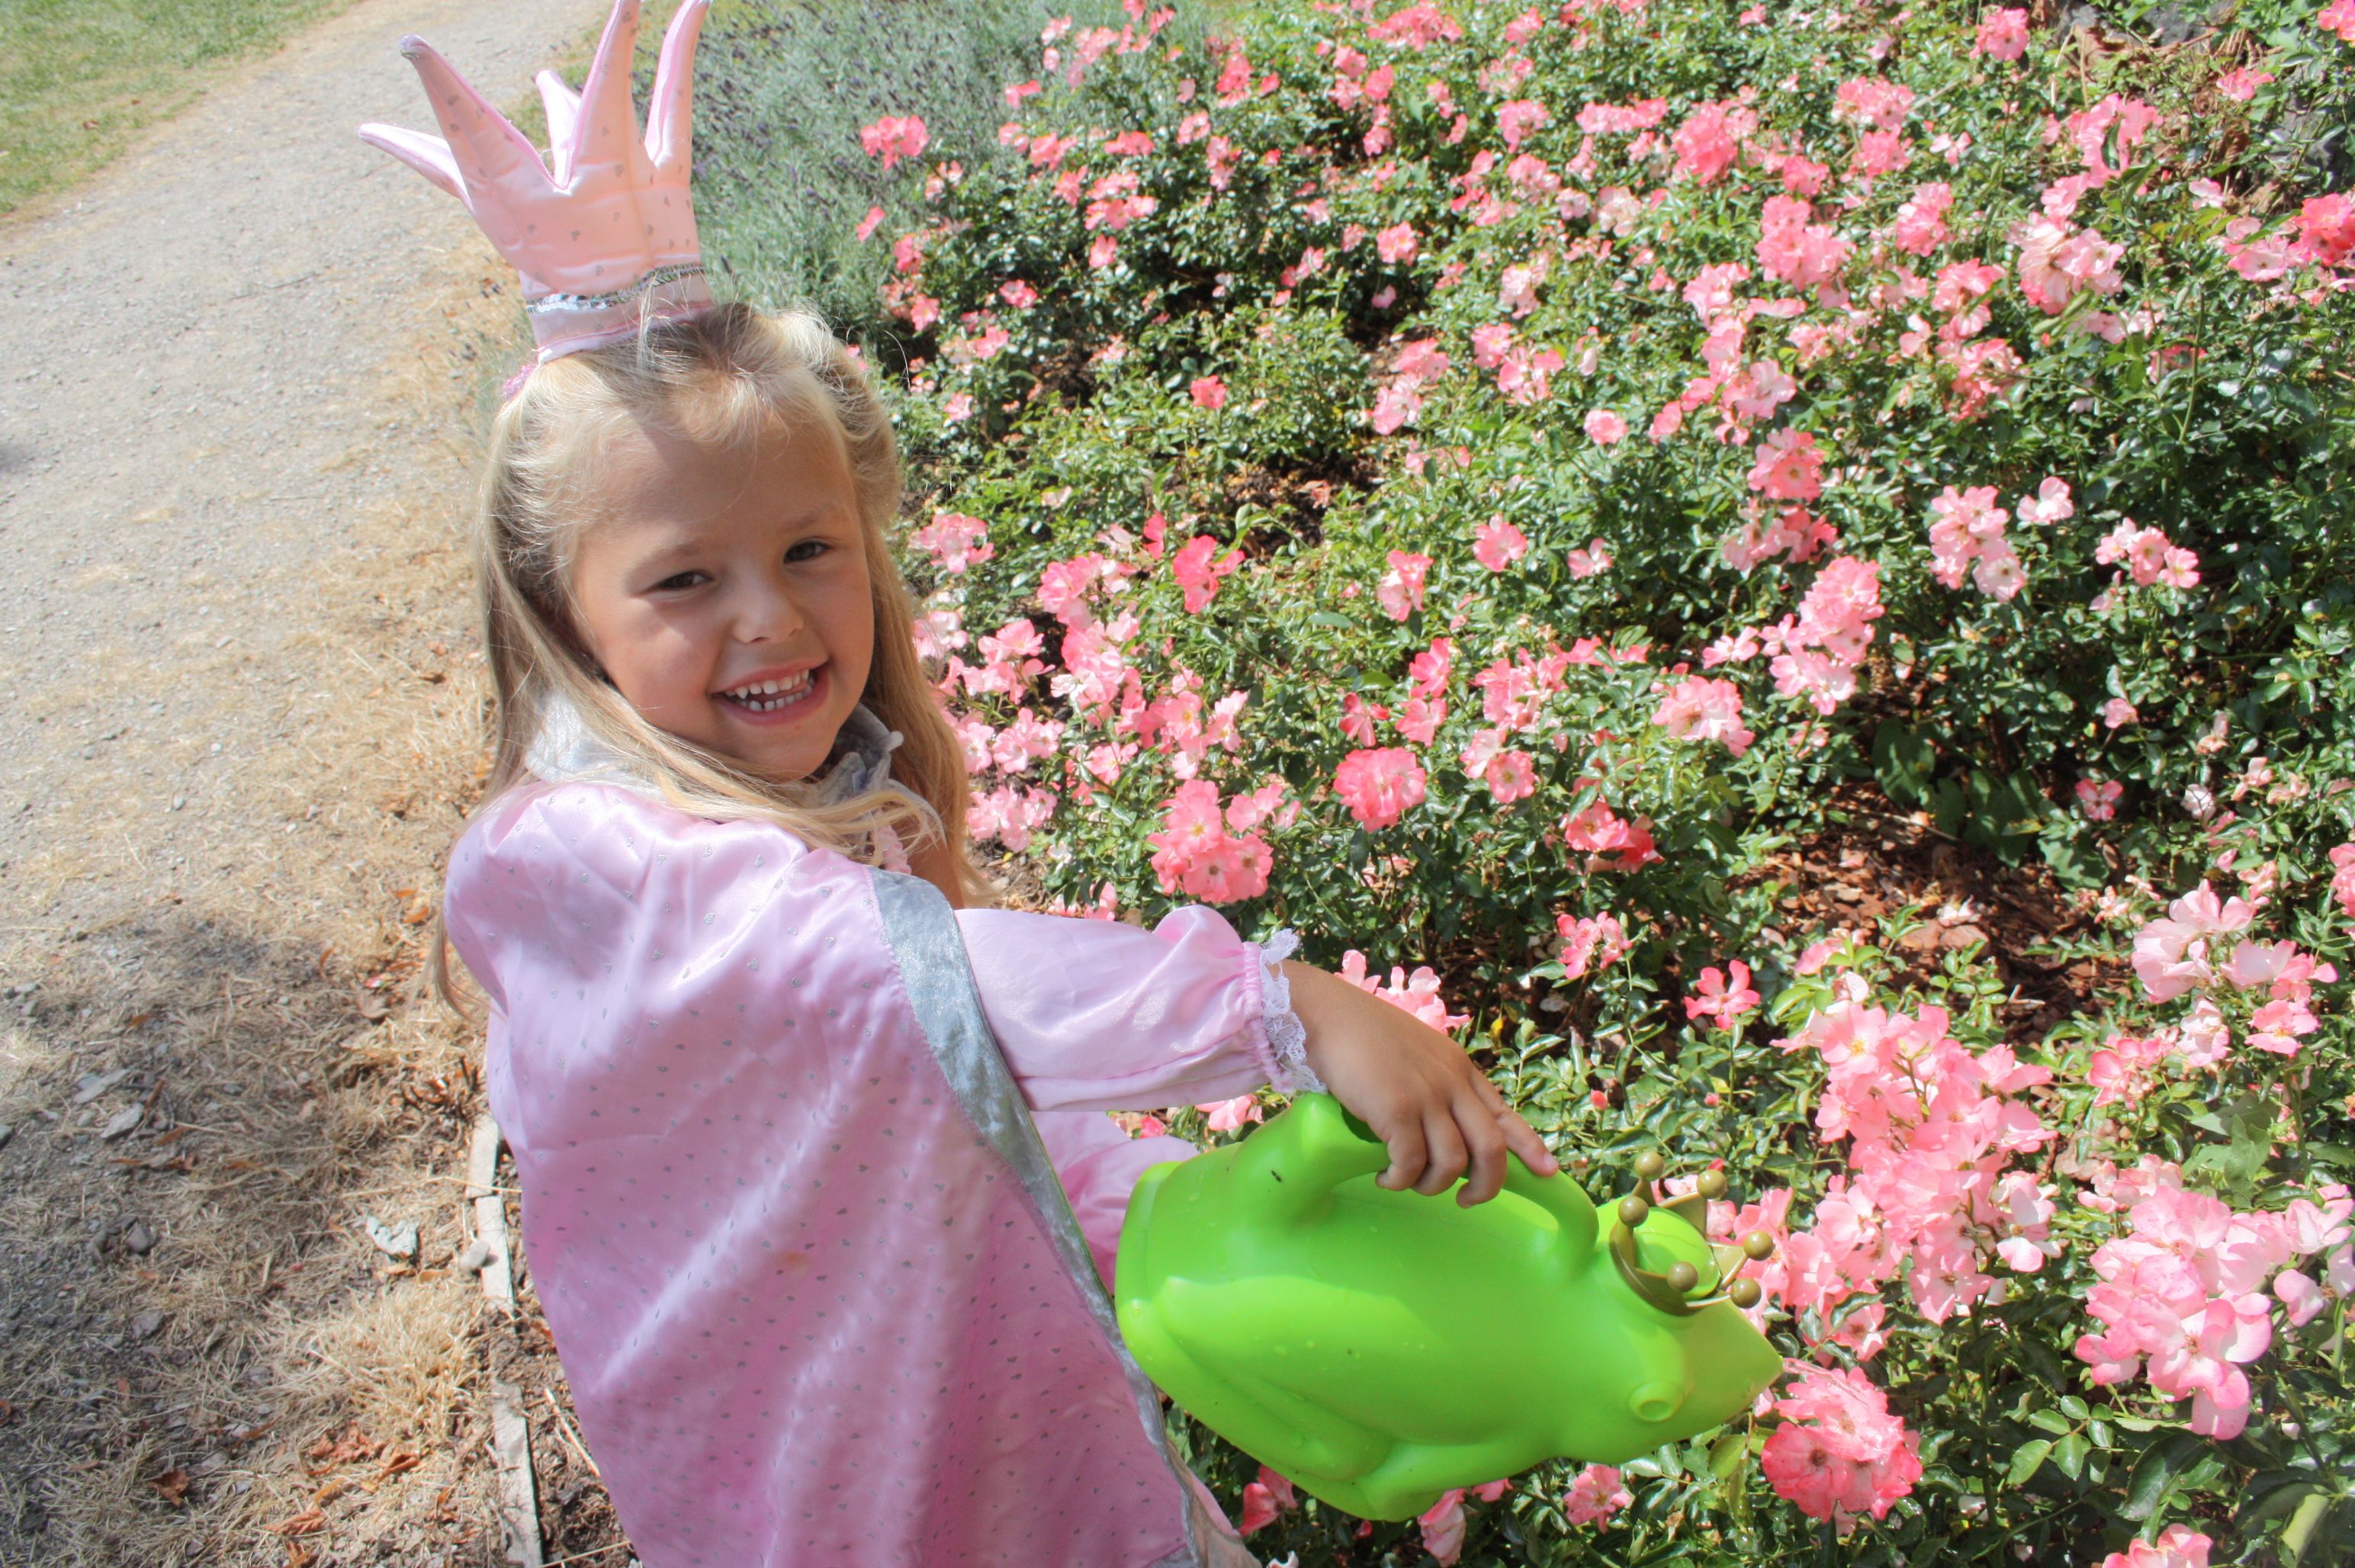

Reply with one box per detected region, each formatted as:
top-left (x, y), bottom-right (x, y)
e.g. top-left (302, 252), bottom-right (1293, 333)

top-left (0, 235), bottom-right (564, 1564)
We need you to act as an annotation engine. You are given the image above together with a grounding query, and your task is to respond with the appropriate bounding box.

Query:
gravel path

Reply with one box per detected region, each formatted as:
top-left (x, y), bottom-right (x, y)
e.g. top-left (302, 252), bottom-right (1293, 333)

top-left (0, 3), bottom-right (612, 1562)
top-left (0, 0), bottom-right (597, 921)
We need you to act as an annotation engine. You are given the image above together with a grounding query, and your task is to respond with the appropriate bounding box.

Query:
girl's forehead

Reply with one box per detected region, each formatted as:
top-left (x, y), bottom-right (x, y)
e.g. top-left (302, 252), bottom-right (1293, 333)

top-left (590, 410), bottom-right (856, 522)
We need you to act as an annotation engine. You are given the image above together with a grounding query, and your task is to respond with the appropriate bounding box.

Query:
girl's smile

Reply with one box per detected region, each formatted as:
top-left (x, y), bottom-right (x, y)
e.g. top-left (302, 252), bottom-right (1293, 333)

top-left (565, 413), bottom-right (876, 785)
top-left (714, 660), bottom-right (825, 719)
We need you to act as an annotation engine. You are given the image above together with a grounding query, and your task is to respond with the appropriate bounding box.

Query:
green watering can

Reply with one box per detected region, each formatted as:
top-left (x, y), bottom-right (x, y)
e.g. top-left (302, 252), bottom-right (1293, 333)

top-left (1113, 1093), bottom-right (1783, 1521)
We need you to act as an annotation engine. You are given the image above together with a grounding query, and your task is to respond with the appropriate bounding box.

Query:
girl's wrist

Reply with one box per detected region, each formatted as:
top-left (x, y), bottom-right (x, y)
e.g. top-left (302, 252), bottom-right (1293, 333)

top-left (1277, 961), bottom-right (1344, 1075)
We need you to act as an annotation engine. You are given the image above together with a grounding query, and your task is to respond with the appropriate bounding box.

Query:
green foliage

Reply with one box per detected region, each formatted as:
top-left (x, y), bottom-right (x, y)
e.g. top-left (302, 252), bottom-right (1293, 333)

top-left (686, 0), bottom-right (2355, 1560)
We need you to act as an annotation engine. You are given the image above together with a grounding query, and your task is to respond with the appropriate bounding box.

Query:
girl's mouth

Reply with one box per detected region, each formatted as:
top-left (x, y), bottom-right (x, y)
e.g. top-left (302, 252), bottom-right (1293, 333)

top-left (716, 664), bottom-right (825, 721)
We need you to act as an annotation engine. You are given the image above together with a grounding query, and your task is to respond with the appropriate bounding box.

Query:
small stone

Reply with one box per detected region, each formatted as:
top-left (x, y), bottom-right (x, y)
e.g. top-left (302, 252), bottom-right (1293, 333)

top-left (101, 1104), bottom-right (144, 1140)
top-left (123, 1221), bottom-right (156, 1255)
top-left (454, 1239), bottom-right (494, 1274)
top-left (130, 1310), bottom-right (165, 1343)
top-left (72, 1068), bottom-right (131, 1105)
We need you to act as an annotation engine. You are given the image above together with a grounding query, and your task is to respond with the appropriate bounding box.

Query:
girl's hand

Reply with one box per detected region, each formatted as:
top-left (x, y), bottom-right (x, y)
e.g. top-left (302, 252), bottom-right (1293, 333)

top-left (1280, 961), bottom-right (1559, 1206)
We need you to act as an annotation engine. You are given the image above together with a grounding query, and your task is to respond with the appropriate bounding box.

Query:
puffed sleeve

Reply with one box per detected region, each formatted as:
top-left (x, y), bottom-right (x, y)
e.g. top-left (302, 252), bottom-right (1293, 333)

top-left (955, 905), bottom-right (1321, 1113)
top-left (1030, 1109), bottom-right (1202, 1287)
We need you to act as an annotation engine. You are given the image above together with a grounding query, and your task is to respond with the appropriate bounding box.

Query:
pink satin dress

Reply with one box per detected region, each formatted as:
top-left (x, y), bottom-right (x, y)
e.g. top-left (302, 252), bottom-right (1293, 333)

top-left (442, 775), bottom-right (1294, 1566)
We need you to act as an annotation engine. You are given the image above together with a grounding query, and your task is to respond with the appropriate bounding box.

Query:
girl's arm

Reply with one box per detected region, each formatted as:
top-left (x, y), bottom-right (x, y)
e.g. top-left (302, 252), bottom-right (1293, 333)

top-left (1281, 961), bottom-right (1559, 1207)
top-left (957, 901), bottom-right (1556, 1207)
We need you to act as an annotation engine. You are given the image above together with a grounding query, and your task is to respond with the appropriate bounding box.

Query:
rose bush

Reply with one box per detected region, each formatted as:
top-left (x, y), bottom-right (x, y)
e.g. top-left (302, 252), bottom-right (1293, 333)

top-left (695, 0), bottom-right (2355, 1559)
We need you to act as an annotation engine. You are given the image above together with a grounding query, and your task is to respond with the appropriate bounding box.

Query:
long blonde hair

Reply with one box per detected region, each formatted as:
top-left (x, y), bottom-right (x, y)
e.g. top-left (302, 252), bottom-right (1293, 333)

top-left (432, 303), bottom-right (985, 1014)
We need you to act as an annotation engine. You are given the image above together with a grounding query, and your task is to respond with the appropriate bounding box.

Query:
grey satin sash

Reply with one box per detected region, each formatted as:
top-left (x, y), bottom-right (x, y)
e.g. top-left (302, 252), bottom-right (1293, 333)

top-left (869, 868), bottom-right (1216, 1568)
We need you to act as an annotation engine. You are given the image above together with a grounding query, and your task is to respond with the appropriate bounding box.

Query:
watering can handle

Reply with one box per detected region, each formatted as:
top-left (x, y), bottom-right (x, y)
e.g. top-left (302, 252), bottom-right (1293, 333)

top-left (1502, 1152), bottom-right (1599, 1255)
top-left (1280, 1096), bottom-right (1598, 1252)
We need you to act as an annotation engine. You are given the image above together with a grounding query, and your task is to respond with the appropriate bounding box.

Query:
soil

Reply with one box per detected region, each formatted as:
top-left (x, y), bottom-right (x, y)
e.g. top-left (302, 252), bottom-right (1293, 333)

top-left (0, 2), bottom-right (623, 1563)
top-left (1734, 779), bottom-right (2128, 1041)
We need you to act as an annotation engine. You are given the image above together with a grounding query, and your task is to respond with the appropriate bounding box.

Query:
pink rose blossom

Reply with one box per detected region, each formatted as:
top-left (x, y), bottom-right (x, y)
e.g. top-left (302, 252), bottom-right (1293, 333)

top-left (1146, 780), bottom-right (1272, 904)
top-left (1472, 515), bottom-right (1528, 571)
top-left (1376, 221), bottom-right (1421, 263)
top-left (1189, 375), bottom-right (1229, 410)
top-left (1685, 962), bottom-right (1762, 1029)
top-left (1338, 949), bottom-right (1471, 1033)
top-left (911, 510), bottom-right (994, 574)
top-left (1974, 7), bottom-right (2029, 59)
top-left (1199, 1094), bottom-right (1264, 1133)
top-left (2076, 779), bottom-right (2123, 821)
top-left (1653, 676), bottom-right (1755, 756)
top-left (1746, 426), bottom-right (1826, 502)
top-left (1560, 1464), bottom-right (1631, 1526)
top-left (1377, 550), bottom-right (1434, 621)
top-left (2217, 67), bottom-right (2274, 101)
top-left (1171, 535), bottom-right (1244, 613)
top-left (1583, 408), bottom-right (1628, 445)
top-left (2099, 1525), bottom-right (2213, 1568)
top-left (1555, 912), bottom-right (1633, 979)
top-left (859, 114), bottom-right (930, 170)
top-left (1496, 98), bottom-right (1553, 151)
top-left (1762, 1366), bottom-right (1923, 1525)
top-left (2103, 696), bottom-right (2139, 728)
top-left (1334, 747), bottom-right (1428, 829)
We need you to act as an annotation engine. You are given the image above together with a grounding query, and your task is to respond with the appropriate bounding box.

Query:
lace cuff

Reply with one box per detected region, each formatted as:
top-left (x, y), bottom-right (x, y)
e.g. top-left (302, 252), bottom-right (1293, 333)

top-left (1253, 928), bottom-right (1325, 1096)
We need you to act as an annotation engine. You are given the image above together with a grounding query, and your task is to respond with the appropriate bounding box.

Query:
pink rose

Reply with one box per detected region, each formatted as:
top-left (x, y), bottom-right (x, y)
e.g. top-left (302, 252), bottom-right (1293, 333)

top-left (1333, 747), bottom-right (1428, 829)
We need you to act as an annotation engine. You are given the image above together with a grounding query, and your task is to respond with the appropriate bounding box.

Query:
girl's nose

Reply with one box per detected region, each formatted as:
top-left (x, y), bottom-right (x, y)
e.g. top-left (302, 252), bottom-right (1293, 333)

top-left (732, 574), bottom-right (808, 644)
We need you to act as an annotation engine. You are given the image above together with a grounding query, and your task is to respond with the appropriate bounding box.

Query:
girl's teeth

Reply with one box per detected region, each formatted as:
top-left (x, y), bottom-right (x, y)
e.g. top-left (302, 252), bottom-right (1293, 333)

top-left (724, 671), bottom-right (815, 712)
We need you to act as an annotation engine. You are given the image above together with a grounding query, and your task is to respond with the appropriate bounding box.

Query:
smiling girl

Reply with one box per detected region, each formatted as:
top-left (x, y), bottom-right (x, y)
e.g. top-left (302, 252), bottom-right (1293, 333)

top-left (376, 5), bottom-right (1553, 1563)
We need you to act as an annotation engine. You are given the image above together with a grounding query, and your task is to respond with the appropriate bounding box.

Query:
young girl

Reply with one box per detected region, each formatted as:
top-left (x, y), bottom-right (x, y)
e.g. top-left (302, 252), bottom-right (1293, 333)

top-left (371, 5), bottom-right (1557, 1563)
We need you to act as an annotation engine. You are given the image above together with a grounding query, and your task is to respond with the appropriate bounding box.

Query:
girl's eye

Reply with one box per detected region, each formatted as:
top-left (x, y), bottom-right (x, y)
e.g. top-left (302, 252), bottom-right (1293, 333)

top-left (653, 570), bottom-right (708, 592)
top-left (784, 540), bottom-right (829, 564)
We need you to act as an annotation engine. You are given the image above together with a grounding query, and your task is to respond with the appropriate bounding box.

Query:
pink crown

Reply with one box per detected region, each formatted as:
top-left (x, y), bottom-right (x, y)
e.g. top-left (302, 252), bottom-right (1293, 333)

top-left (359, 0), bottom-right (715, 363)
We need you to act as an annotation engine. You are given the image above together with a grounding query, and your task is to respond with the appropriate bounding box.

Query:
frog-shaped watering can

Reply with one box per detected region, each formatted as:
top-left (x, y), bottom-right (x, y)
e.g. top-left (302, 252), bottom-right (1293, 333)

top-left (1113, 1093), bottom-right (1782, 1521)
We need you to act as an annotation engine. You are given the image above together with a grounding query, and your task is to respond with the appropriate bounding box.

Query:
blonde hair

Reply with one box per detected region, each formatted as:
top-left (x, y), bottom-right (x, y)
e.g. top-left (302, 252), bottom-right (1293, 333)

top-left (432, 303), bottom-right (988, 1014)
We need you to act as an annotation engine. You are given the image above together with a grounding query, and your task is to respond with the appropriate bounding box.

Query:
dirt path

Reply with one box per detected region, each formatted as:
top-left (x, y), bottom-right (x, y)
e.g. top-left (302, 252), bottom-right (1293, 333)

top-left (0, 3), bottom-right (620, 1563)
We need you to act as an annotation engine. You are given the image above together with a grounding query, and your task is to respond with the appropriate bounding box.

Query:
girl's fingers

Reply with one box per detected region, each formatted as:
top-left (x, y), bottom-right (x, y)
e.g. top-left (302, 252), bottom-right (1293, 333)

top-left (1500, 1110), bottom-right (1559, 1177)
top-left (1454, 1095), bottom-right (1510, 1206)
top-left (1377, 1114), bottom-right (1428, 1192)
top-left (1415, 1112), bottom-right (1469, 1196)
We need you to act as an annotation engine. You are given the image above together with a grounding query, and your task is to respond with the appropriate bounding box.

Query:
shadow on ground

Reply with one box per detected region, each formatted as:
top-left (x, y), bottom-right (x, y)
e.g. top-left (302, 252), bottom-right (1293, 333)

top-left (0, 898), bottom-right (562, 1566)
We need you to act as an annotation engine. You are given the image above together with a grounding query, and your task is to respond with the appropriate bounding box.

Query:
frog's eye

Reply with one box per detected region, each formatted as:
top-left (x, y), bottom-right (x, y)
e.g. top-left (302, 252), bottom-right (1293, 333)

top-left (1627, 1380), bottom-right (1681, 1424)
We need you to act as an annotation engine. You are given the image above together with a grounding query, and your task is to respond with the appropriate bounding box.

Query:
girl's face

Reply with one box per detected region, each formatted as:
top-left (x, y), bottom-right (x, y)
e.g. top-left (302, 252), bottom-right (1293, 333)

top-left (567, 415), bottom-right (875, 785)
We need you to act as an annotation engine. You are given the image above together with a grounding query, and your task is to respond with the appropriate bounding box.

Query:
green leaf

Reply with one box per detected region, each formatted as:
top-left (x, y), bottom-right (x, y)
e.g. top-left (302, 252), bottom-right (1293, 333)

top-left (2282, 1491), bottom-right (2340, 1566)
top-left (1930, 777), bottom-right (1967, 840)
top-left (2241, 1480), bottom-right (2323, 1534)
top-left (2040, 824), bottom-right (2106, 889)
top-left (2122, 1433), bottom-right (2203, 1521)
top-left (1871, 721), bottom-right (1936, 809)
top-left (2183, 1091), bottom-right (2276, 1203)
top-left (2006, 1439), bottom-right (2053, 1486)
top-left (2052, 1431), bottom-right (2090, 1480)
top-left (2058, 1396), bottom-right (2090, 1422)
top-left (1709, 1431), bottom-right (1749, 1482)
top-left (2026, 1409), bottom-right (2074, 1435)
